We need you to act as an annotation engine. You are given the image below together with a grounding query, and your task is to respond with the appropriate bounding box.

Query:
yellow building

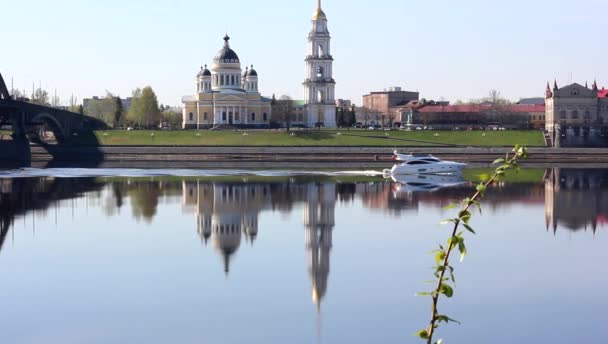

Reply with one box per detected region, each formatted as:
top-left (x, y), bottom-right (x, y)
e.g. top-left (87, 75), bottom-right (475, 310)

top-left (182, 35), bottom-right (272, 129)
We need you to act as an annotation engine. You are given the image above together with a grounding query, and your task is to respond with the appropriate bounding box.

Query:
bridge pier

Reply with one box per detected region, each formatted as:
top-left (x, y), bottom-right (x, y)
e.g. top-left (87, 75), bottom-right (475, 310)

top-left (5, 111), bottom-right (31, 165)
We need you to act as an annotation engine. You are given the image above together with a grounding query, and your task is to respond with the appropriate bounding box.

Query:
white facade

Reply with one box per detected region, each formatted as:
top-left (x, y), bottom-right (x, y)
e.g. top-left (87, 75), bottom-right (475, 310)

top-left (303, 0), bottom-right (337, 128)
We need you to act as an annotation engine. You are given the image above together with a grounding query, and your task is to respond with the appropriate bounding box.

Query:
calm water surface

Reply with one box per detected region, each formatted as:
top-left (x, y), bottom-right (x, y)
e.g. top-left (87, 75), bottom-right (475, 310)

top-left (0, 168), bottom-right (606, 343)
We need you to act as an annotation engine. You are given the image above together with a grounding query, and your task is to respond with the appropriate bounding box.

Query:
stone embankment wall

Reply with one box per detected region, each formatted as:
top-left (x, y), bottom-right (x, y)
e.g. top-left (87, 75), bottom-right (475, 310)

top-left (14, 145), bottom-right (608, 169)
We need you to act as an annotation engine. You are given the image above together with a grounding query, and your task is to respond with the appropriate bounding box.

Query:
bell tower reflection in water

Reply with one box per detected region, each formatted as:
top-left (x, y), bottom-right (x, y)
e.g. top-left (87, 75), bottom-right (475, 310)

top-left (304, 183), bottom-right (336, 310)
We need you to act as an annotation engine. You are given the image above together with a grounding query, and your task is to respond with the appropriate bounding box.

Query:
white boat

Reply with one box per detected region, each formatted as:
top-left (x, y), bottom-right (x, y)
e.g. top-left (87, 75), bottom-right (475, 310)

top-left (390, 173), bottom-right (466, 193)
top-left (384, 150), bottom-right (466, 175)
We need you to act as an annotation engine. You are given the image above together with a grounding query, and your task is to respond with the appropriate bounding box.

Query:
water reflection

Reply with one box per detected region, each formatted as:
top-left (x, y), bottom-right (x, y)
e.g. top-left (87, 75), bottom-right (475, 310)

top-left (545, 168), bottom-right (608, 233)
top-left (1, 169), bottom-right (607, 342)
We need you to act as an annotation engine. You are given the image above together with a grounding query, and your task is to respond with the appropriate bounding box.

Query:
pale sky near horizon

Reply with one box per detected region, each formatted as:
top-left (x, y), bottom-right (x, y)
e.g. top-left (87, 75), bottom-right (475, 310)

top-left (2, 0), bottom-right (607, 106)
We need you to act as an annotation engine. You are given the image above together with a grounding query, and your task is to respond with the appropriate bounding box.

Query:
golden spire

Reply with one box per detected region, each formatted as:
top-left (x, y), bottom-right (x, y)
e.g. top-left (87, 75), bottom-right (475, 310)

top-left (312, 0), bottom-right (327, 20)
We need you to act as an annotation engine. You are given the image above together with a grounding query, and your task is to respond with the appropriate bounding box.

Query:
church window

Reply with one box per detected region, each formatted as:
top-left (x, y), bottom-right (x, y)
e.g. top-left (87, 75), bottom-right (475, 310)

top-left (220, 75), bottom-right (224, 85)
top-left (231, 75), bottom-right (235, 85)
top-left (251, 113), bottom-right (256, 121)
top-left (235, 112), bottom-right (240, 121)
top-left (222, 112), bottom-right (227, 121)
top-left (559, 110), bottom-right (566, 118)
top-left (203, 112), bottom-right (208, 120)
top-left (571, 110), bottom-right (579, 119)
top-left (318, 44), bottom-right (324, 57)
top-left (263, 113), bottom-right (268, 121)
top-left (189, 112), bottom-right (193, 121)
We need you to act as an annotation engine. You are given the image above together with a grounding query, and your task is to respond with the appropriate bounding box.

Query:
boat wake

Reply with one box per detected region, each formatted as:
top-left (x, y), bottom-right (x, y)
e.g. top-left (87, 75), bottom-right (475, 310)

top-left (0, 168), bottom-right (386, 179)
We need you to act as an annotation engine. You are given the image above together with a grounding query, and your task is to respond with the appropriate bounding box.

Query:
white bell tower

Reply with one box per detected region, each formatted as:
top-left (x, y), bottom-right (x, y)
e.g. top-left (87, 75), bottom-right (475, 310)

top-left (304, 0), bottom-right (336, 128)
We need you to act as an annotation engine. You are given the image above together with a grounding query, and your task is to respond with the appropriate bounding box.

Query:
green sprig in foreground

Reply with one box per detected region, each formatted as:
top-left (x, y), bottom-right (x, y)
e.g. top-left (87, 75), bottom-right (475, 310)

top-left (416, 145), bottom-right (528, 344)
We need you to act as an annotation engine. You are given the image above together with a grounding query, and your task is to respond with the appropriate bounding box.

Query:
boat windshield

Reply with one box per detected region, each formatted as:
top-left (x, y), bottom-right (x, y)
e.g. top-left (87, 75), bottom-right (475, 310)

top-left (406, 160), bottom-right (431, 165)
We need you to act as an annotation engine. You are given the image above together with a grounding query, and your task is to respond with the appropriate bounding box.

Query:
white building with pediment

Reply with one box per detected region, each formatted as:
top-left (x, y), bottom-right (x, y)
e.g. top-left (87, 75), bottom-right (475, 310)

top-left (182, 35), bottom-right (272, 129)
top-left (545, 80), bottom-right (608, 147)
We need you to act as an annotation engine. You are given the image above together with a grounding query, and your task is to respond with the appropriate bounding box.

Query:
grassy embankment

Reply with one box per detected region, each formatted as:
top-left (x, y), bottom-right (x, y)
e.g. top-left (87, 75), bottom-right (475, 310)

top-left (73, 129), bottom-right (544, 147)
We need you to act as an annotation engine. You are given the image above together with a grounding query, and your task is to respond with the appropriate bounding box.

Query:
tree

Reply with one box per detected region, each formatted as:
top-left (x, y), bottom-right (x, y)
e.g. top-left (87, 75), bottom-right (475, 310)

top-left (114, 97), bottom-right (124, 128)
top-left (78, 105), bottom-right (84, 115)
top-left (85, 92), bottom-right (116, 126)
top-left (271, 95), bottom-right (294, 131)
top-left (160, 105), bottom-right (182, 128)
top-left (127, 86), bottom-right (160, 128)
top-left (31, 88), bottom-right (49, 106)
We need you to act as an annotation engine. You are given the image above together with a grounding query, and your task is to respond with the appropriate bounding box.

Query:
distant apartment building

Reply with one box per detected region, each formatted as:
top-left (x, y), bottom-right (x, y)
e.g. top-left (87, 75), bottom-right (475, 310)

top-left (545, 80), bottom-right (608, 147)
top-left (83, 96), bottom-right (132, 114)
top-left (362, 87), bottom-right (419, 116)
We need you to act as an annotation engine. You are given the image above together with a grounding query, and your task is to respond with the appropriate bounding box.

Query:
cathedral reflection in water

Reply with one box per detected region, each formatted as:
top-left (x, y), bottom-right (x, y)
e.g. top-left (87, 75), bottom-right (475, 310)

top-left (182, 181), bottom-right (336, 309)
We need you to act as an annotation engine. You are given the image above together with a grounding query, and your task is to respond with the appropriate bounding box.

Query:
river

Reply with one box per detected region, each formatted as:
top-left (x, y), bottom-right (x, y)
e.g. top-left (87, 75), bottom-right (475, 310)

top-left (0, 168), bottom-right (606, 343)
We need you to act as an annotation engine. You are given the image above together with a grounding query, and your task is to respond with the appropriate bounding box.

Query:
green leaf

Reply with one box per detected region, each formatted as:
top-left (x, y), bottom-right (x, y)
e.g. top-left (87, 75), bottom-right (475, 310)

top-left (440, 218), bottom-right (457, 225)
top-left (443, 203), bottom-right (459, 210)
top-left (476, 183), bottom-right (487, 194)
top-left (492, 158), bottom-right (505, 165)
top-left (416, 329), bottom-right (430, 339)
top-left (435, 315), bottom-right (461, 325)
top-left (459, 240), bottom-right (467, 262)
top-left (435, 250), bottom-right (446, 265)
top-left (459, 210), bottom-right (471, 224)
top-left (439, 283), bottom-right (454, 298)
top-left (463, 223), bottom-right (476, 234)
top-left (416, 292), bottom-right (432, 296)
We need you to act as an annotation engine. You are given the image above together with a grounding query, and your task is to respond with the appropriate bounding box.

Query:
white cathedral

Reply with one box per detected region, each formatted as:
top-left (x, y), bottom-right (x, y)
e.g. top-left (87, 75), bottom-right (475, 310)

top-left (182, 0), bottom-right (337, 128)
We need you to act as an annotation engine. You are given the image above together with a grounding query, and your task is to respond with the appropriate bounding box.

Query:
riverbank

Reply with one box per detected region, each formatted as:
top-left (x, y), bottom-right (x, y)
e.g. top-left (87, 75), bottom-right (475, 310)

top-left (15, 145), bottom-right (608, 168)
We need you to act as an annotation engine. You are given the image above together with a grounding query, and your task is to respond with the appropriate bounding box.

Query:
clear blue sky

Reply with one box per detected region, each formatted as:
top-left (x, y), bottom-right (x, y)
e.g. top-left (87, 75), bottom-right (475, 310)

top-left (2, 0), bottom-right (607, 106)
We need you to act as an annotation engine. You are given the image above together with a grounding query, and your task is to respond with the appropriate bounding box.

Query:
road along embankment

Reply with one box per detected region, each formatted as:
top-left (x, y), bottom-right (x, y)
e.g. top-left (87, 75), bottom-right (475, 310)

top-left (14, 145), bottom-right (608, 169)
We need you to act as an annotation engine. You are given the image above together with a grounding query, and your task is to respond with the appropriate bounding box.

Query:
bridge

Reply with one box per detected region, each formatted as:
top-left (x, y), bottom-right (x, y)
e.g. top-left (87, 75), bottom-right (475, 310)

top-left (0, 72), bottom-right (106, 144)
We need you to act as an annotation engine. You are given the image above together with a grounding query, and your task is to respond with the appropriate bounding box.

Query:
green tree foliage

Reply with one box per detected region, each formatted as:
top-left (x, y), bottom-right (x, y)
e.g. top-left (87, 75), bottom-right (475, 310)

top-left (114, 97), bottom-right (124, 128)
top-left (127, 86), bottom-right (160, 128)
top-left (160, 106), bottom-right (182, 129)
top-left (85, 92), bottom-right (118, 126)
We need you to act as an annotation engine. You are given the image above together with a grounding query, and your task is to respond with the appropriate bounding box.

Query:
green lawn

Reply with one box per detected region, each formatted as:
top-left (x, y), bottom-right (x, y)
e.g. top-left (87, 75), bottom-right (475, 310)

top-left (73, 129), bottom-right (545, 147)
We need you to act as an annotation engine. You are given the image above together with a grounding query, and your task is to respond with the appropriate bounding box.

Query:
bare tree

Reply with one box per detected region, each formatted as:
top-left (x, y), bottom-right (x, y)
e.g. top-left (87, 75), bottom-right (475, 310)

top-left (271, 95), bottom-right (295, 131)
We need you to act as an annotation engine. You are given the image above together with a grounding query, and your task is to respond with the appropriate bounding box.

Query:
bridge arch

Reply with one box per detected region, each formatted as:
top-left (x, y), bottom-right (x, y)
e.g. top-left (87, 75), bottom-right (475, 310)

top-left (31, 112), bottom-right (66, 144)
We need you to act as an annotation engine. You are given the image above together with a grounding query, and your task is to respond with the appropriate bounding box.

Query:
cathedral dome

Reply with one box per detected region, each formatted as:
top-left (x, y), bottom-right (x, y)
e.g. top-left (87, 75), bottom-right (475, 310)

top-left (197, 65), bottom-right (211, 78)
top-left (213, 35), bottom-right (240, 64)
top-left (247, 65), bottom-right (258, 77)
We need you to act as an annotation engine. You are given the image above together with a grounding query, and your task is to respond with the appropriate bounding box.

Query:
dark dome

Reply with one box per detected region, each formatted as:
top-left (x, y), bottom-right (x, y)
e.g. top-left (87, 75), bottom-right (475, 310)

top-left (213, 35), bottom-right (240, 63)
top-left (247, 65), bottom-right (258, 77)
top-left (198, 65), bottom-right (211, 77)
